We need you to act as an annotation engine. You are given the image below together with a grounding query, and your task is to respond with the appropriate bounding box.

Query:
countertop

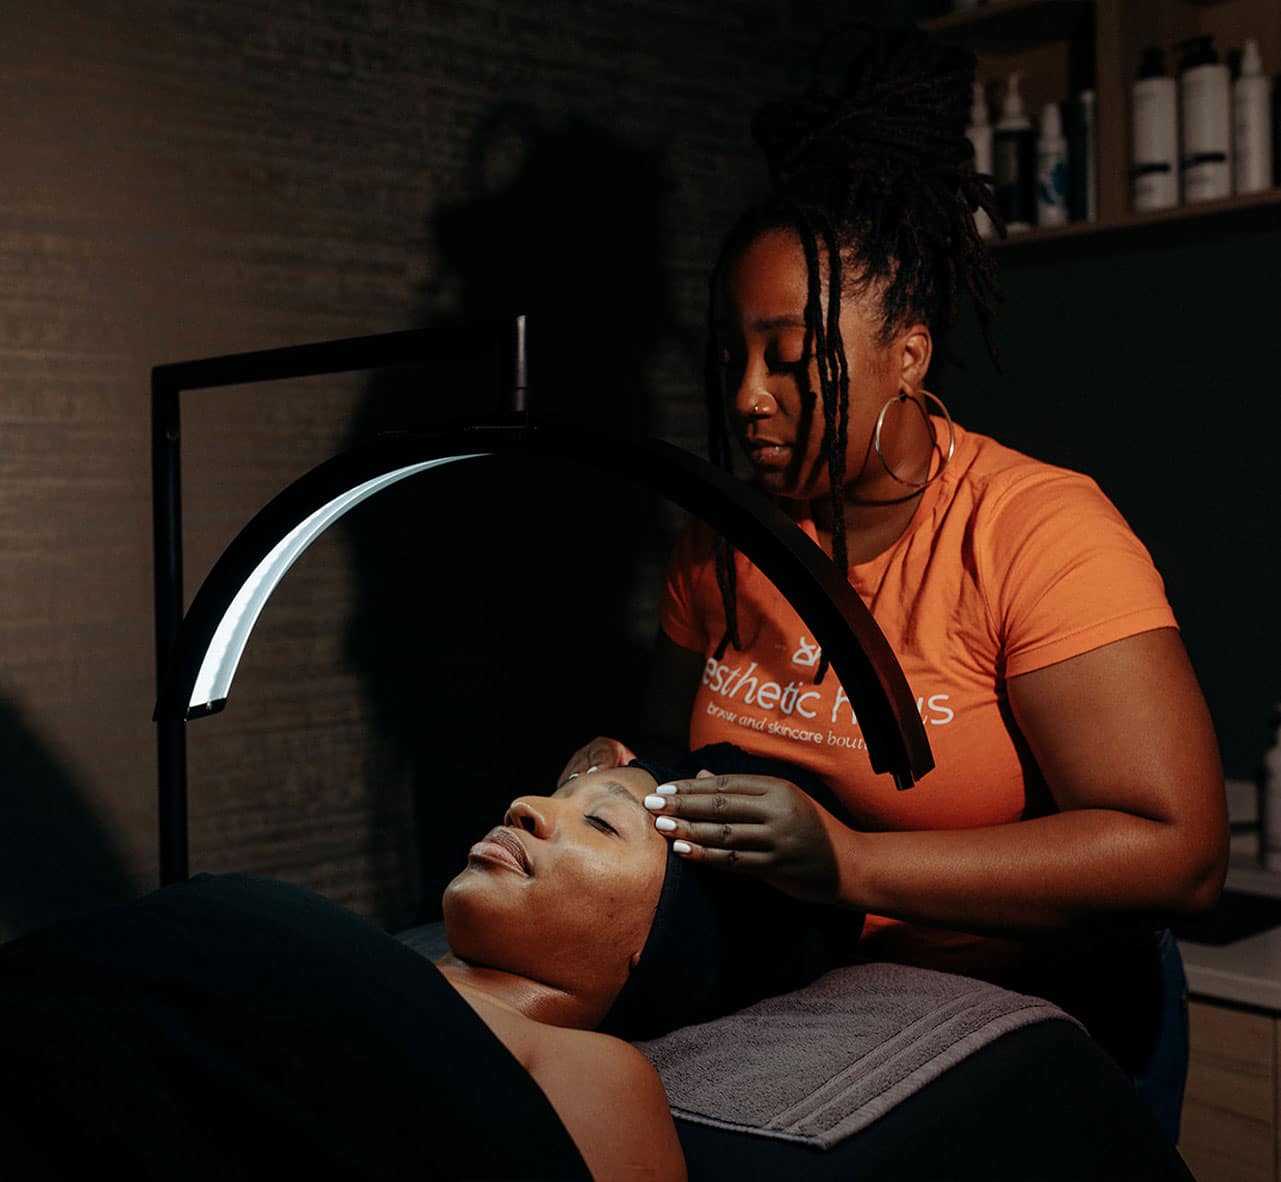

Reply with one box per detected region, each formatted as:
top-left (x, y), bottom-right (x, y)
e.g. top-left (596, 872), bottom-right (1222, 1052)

top-left (1178, 859), bottom-right (1281, 1012)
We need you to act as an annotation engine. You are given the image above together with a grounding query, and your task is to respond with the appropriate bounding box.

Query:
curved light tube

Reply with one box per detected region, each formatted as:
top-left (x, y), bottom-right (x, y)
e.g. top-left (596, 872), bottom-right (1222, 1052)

top-left (158, 419), bottom-right (933, 791)
top-left (190, 457), bottom-right (480, 709)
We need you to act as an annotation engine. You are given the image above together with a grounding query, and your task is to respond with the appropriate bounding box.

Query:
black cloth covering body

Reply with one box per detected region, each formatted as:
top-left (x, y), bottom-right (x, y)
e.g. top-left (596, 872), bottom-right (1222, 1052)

top-left (0, 874), bottom-right (590, 1181)
top-left (0, 871), bottom-right (1193, 1181)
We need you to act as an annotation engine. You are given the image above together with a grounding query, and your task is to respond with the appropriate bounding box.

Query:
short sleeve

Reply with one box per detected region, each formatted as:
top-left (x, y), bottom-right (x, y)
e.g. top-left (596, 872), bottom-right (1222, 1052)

top-left (658, 521), bottom-right (716, 655)
top-left (976, 472), bottom-right (1177, 679)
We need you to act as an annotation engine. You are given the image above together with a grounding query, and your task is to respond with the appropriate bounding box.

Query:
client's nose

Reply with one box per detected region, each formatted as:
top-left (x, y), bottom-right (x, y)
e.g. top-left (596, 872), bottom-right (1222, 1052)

top-left (505, 798), bottom-right (551, 837)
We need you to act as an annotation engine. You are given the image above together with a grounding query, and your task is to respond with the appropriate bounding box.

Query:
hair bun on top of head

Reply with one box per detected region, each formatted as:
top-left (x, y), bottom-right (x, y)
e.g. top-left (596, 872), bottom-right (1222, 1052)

top-left (752, 23), bottom-right (977, 193)
top-left (598, 745), bottom-right (859, 1042)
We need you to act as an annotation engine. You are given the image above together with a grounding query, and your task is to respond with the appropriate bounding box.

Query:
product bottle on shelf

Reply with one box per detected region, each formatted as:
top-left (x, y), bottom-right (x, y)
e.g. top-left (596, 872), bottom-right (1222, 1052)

top-left (1272, 69), bottom-right (1281, 188)
top-left (1233, 38), bottom-right (1273, 194)
top-left (1077, 89), bottom-right (1097, 222)
top-left (965, 80), bottom-right (995, 239)
top-left (994, 71), bottom-right (1035, 233)
top-left (1132, 46), bottom-right (1179, 212)
top-left (1179, 35), bottom-right (1232, 203)
top-left (1261, 703), bottom-right (1281, 870)
top-left (1036, 101), bottom-right (1068, 227)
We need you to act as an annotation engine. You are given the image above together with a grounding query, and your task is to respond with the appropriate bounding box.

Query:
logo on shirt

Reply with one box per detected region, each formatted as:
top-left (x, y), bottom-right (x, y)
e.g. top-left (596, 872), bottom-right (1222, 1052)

top-left (701, 637), bottom-right (956, 749)
top-left (791, 636), bottom-right (821, 668)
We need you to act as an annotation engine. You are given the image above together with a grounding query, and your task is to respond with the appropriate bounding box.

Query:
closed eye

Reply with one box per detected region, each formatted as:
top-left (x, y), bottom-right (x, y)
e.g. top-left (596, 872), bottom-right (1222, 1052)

top-left (586, 814), bottom-right (619, 836)
top-left (766, 346), bottom-right (806, 374)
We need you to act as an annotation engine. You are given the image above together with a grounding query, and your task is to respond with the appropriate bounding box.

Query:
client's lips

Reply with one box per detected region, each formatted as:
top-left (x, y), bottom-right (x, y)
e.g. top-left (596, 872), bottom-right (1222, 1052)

top-left (469, 827), bottom-right (532, 876)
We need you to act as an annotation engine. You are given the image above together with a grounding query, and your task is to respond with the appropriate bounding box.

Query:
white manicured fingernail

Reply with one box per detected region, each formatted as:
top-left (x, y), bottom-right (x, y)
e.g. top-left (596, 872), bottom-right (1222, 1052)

top-left (673, 841), bottom-right (692, 855)
top-left (656, 784), bottom-right (677, 796)
top-left (643, 795), bottom-right (667, 812)
top-left (586, 765), bottom-right (599, 774)
top-left (655, 817), bottom-right (677, 832)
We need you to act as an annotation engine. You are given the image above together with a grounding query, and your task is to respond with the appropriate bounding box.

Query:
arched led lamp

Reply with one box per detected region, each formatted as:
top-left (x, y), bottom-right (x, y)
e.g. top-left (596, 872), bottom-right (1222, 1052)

top-left (156, 416), bottom-right (933, 878)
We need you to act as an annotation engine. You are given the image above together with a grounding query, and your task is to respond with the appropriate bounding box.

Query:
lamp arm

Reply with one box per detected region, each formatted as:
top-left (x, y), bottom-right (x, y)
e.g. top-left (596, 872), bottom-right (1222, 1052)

top-left (155, 417), bottom-right (933, 875)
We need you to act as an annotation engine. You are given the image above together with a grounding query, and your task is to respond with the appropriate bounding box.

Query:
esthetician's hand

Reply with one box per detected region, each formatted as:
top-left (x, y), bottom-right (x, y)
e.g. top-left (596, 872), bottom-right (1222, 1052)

top-left (556, 736), bottom-right (638, 788)
top-left (642, 771), bottom-right (843, 904)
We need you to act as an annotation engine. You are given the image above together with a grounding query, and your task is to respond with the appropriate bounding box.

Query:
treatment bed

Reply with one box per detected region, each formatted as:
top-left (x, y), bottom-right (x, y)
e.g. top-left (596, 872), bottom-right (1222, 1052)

top-left (0, 869), bottom-right (1189, 1180)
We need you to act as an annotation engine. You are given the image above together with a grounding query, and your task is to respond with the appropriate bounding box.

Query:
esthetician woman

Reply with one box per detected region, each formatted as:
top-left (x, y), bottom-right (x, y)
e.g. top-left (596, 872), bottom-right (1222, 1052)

top-left (560, 24), bottom-right (1227, 1141)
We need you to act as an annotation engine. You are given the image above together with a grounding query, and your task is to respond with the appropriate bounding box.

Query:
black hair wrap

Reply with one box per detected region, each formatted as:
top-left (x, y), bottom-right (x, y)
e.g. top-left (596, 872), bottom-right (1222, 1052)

top-left (598, 744), bottom-right (859, 1042)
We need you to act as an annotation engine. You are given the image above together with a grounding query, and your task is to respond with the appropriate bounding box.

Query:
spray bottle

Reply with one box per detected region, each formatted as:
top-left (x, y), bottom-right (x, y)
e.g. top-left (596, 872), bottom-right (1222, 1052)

top-left (1036, 100), bottom-right (1068, 227)
top-left (1233, 38), bottom-right (1273, 194)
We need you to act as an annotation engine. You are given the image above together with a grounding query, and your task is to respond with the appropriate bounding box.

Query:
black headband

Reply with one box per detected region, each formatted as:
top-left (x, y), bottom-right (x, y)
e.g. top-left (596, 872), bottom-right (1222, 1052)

top-left (598, 744), bottom-right (858, 1041)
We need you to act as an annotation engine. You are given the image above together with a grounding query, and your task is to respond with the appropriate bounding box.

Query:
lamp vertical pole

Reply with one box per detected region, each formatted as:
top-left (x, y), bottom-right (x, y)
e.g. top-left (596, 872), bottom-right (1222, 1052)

top-left (512, 313), bottom-right (527, 413)
top-left (151, 369), bottom-right (189, 884)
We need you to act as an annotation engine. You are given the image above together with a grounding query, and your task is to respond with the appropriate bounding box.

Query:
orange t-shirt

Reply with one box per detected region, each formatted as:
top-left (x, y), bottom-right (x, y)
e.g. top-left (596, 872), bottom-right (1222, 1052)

top-left (659, 421), bottom-right (1176, 939)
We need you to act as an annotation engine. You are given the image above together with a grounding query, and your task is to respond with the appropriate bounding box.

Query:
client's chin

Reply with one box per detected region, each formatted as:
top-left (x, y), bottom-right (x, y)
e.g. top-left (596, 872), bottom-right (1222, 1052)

top-left (440, 882), bottom-right (633, 1027)
top-left (440, 876), bottom-right (537, 976)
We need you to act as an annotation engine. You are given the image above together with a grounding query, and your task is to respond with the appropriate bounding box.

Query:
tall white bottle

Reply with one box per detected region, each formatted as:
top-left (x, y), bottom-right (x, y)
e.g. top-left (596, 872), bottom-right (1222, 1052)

top-left (965, 80), bottom-right (994, 239)
top-left (1132, 47), bottom-right (1179, 211)
top-left (1179, 35), bottom-right (1232, 203)
top-left (1233, 38), bottom-right (1273, 194)
top-left (1036, 101), bottom-right (1068, 227)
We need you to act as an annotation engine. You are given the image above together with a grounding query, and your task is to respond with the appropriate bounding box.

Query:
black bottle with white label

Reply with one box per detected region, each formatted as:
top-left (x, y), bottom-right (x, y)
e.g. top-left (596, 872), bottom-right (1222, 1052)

top-left (994, 72), bottom-right (1036, 232)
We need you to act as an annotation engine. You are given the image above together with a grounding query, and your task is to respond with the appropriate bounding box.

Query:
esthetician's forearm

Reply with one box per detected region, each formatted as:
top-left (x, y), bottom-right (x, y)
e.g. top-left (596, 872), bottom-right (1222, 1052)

top-left (827, 807), bottom-right (1224, 932)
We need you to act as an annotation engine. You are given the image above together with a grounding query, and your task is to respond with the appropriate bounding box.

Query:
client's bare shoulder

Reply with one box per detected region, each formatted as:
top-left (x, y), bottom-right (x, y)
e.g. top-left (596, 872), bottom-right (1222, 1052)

top-left (461, 987), bottom-right (686, 1181)
top-left (526, 1024), bottom-right (686, 1181)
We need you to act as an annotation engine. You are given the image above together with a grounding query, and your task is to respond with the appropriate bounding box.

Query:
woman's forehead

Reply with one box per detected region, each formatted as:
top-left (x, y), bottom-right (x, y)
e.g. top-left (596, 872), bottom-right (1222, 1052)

top-left (553, 766), bottom-right (655, 805)
top-left (717, 230), bottom-right (839, 328)
top-left (725, 229), bottom-right (810, 292)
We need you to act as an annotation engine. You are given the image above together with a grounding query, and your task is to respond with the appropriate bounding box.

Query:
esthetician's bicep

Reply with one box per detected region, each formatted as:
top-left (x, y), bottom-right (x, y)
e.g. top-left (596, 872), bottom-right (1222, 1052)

top-left (1007, 627), bottom-right (1227, 907)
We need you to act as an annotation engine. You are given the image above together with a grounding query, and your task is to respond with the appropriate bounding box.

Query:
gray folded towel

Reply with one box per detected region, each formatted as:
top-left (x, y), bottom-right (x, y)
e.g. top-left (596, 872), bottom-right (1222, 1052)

top-left (636, 962), bottom-right (1078, 1149)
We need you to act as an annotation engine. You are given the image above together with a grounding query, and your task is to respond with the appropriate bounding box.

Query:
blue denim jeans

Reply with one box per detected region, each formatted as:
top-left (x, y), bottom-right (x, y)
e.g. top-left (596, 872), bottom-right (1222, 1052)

top-left (1132, 929), bottom-right (1189, 1144)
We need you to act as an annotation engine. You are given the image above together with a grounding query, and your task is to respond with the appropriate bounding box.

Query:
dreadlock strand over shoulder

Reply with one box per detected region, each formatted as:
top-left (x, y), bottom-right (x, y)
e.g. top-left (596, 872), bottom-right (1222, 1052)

top-left (705, 23), bottom-right (1004, 672)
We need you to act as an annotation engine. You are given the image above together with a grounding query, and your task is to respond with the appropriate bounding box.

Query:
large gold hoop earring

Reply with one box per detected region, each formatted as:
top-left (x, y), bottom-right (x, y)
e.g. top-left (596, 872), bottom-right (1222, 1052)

top-left (872, 389), bottom-right (956, 489)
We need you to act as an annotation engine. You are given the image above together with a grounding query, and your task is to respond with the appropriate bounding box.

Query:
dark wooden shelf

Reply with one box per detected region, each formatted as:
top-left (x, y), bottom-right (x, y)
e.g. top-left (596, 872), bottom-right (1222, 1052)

top-left (920, 0), bottom-right (1092, 52)
top-left (990, 186), bottom-right (1281, 260)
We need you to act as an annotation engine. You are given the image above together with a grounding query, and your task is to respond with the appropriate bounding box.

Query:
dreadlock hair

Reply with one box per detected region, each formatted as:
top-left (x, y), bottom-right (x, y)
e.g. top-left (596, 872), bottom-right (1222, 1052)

top-left (704, 22), bottom-right (1004, 682)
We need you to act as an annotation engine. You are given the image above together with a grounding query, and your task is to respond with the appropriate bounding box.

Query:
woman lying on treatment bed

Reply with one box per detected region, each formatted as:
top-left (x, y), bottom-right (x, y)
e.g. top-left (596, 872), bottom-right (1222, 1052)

top-left (0, 753), bottom-right (841, 1180)
top-left (0, 751), bottom-right (1190, 1180)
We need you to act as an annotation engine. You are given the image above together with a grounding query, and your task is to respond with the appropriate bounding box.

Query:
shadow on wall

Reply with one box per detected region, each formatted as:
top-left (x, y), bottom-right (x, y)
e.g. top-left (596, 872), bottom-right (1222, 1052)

top-left (342, 109), bottom-right (679, 924)
top-left (0, 699), bottom-right (138, 942)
